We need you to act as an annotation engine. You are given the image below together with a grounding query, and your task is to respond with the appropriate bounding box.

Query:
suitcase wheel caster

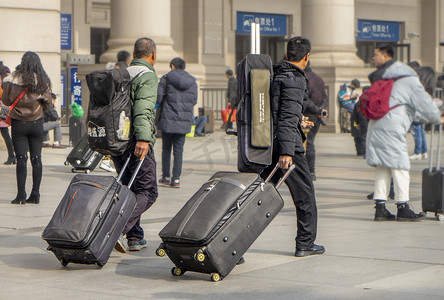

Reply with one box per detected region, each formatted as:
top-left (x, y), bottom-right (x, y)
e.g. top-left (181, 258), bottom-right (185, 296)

top-left (156, 247), bottom-right (166, 257)
top-left (71, 168), bottom-right (77, 173)
top-left (436, 213), bottom-right (444, 222)
top-left (64, 161), bottom-right (69, 166)
top-left (194, 251), bottom-right (206, 262)
top-left (171, 267), bottom-right (185, 276)
top-left (85, 169), bottom-right (91, 174)
top-left (60, 259), bottom-right (69, 267)
top-left (210, 272), bottom-right (222, 282)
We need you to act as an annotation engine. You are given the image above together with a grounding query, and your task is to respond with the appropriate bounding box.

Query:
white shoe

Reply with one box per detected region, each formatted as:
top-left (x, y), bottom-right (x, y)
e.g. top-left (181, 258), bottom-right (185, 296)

top-left (409, 153), bottom-right (422, 160)
top-left (99, 159), bottom-right (116, 172)
top-left (422, 152), bottom-right (428, 159)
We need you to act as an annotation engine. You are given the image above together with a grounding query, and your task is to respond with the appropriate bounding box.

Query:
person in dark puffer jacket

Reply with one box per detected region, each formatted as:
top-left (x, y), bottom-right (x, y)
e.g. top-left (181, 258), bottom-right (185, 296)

top-left (157, 57), bottom-right (198, 188)
top-left (260, 36), bottom-right (325, 257)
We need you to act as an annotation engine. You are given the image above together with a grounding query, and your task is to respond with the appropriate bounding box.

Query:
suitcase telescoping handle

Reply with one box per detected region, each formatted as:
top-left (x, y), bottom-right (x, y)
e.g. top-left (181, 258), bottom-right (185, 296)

top-left (115, 155), bottom-right (145, 189)
top-left (429, 124), bottom-right (442, 173)
top-left (264, 163), bottom-right (296, 189)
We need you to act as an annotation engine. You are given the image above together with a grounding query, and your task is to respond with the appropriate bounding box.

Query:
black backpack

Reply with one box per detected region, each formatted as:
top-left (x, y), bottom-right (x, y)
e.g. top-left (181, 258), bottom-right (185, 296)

top-left (86, 68), bottom-right (135, 156)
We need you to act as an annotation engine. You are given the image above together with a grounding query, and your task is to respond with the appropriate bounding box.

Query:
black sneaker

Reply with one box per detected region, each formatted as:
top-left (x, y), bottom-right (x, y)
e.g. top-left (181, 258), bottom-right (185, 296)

top-left (295, 244), bottom-right (325, 257)
top-left (367, 192), bottom-right (374, 200)
top-left (374, 202), bottom-right (396, 221)
top-left (397, 203), bottom-right (424, 221)
top-left (158, 176), bottom-right (170, 186)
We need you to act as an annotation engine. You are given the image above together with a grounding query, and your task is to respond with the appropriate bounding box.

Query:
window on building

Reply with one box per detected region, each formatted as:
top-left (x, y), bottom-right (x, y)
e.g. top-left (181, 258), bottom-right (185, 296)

top-left (235, 35), bottom-right (287, 66)
top-left (91, 28), bottom-right (110, 63)
top-left (356, 41), bottom-right (410, 67)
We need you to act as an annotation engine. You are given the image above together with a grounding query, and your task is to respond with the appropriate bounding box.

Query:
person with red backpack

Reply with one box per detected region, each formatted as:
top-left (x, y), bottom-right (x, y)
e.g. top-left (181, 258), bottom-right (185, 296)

top-left (365, 44), bottom-right (442, 222)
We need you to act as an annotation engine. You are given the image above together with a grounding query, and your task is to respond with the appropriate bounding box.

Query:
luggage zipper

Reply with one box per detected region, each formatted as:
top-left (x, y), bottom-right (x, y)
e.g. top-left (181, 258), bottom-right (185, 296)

top-left (175, 181), bottom-right (218, 237)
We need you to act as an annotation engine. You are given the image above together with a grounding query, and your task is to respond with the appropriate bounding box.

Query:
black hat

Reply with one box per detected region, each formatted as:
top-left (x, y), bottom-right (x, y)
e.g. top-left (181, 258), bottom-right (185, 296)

top-left (226, 69), bottom-right (233, 76)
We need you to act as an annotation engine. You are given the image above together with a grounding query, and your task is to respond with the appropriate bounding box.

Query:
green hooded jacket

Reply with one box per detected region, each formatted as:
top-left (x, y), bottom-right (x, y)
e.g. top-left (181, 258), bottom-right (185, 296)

top-left (127, 59), bottom-right (158, 145)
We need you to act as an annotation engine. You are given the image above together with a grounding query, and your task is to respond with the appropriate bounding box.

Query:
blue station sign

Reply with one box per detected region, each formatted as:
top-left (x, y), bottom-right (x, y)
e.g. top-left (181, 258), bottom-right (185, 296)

top-left (236, 12), bottom-right (287, 36)
top-left (357, 19), bottom-right (400, 42)
top-left (70, 67), bottom-right (82, 105)
top-left (61, 14), bottom-right (72, 50)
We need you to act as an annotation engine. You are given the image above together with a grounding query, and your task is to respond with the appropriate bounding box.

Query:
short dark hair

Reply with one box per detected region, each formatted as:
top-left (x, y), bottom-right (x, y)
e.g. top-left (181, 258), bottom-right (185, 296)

top-left (351, 79), bottom-right (361, 88)
top-left (170, 57), bottom-right (186, 70)
top-left (286, 36), bottom-right (311, 62)
top-left (226, 69), bottom-right (233, 76)
top-left (407, 61), bottom-right (420, 69)
top-left (133, 38), bottom-right (156, 59)
top-left (117, 50), bottom-right (131, 62)
top-left (375, 44), bottom-right (395, 58)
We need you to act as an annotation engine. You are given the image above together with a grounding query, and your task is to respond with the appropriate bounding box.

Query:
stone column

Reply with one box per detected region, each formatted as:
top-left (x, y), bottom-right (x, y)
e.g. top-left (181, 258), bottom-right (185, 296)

top-left (100, 0), bottom-right (178, 74)
top-left (302, 0), bottom-right (363, 67)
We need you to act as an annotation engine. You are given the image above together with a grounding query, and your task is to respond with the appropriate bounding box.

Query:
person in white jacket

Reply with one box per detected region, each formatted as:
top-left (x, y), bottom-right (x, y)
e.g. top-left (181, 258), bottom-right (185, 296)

top-left (366, 56), bottom-right (443, 221)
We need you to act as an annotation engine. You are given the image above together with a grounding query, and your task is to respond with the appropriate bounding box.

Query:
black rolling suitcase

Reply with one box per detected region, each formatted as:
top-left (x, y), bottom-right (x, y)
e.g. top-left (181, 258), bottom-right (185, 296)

top-left (422, 124), bottom-right (444, 221)
top-left (156, 164), bottom-right (294, 281)
top-left (69, 116), bottom-right (86, 146)
top-left (42, 156), bottom-right (143, 267)
top-left (65, 134), bottom-right (103, 173)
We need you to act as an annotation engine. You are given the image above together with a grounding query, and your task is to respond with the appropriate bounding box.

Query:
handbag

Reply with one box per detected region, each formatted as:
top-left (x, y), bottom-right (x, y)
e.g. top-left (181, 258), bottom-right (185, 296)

top-left (5, 89), bottom-right (27, 125)
top-left (221, 104), bottom-right (237, 123)
top-left (0, 105), bottom-right (8, 120)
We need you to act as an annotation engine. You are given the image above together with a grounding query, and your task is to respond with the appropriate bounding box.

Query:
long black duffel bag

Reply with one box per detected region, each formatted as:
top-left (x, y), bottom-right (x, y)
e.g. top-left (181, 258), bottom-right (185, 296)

top-left (156, 164), bottom-right (294, 281)
top-left (235, 54), bottom-right (274, 173)
top-left (42, 156), bottom-right (143, 267)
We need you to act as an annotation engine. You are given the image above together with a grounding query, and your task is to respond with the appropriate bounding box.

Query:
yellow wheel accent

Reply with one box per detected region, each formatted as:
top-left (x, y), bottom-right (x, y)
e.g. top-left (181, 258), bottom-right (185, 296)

top-left (196, 252), bottom-right (206, 262)
top-left (156, 248), bottom-right (166, 257)
top-left (172, 267), bottom-right (182, 276)
top-left (211, 273), bottom-right (221, 282)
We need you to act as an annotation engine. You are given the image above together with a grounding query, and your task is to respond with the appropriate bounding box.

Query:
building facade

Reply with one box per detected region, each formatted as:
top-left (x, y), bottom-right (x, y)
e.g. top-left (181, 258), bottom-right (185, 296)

top-left (1, 0), bottom-right (444, 135)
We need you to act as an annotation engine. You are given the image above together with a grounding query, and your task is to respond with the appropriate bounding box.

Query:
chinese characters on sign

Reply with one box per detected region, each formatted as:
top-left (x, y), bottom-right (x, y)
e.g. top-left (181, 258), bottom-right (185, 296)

top-left (61, 14), bottom-right (72, 50)
top-left (70, 67), bottom-right (82, 105)
top-left (357, 19), bottom-right (400, 42)
top-left (236, 12), bottom-right (287, 36)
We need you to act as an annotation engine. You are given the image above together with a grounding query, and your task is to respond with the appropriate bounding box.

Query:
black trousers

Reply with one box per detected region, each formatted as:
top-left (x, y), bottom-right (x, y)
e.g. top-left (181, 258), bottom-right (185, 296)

top-left (305, 116), bottom-right (322, 174)
top-left (112, 143), bottom-right (158, 239)
top-left (261, 151), bottom-right (318, 249)
top-left (161, 132), bottom-right (186, 181)
top-left (0, 127), bottom-right (15, 160)
top-left (11, 118), bottom-right (44, 196)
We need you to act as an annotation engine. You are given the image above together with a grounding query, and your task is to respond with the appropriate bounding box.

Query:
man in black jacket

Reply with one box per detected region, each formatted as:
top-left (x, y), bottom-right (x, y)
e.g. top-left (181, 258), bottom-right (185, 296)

top-left (261, 36), bottom-right (325, 257)
top-left (304, 61), bottom-right (328, 180)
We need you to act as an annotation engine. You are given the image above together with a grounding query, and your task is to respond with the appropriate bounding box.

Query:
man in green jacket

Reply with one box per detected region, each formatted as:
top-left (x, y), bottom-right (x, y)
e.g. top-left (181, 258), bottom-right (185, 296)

top-left (113, 37), bottom-right (159, 252)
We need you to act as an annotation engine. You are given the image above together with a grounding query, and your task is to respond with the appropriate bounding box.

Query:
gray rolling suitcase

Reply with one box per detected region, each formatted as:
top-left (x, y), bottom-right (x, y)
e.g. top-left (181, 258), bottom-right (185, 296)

top-left (42, 156), bottom-right (143, 267)
top-left (156, 164), bottom-right (294, 281)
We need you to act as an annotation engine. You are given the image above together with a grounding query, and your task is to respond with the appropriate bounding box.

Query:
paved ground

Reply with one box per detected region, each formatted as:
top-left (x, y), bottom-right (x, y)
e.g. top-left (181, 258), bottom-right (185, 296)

top-left (0, 127), bottom-right (443, 300)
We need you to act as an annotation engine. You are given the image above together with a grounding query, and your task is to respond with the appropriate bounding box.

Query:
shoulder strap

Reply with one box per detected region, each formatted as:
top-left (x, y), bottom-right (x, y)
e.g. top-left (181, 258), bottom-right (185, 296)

top-left (9, 88), bottom-right (27, 111)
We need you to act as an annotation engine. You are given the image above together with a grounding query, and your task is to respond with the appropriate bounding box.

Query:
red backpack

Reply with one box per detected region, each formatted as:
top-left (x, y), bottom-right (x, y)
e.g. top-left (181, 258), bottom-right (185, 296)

top-left (360, 79), bottom-right (398, 120)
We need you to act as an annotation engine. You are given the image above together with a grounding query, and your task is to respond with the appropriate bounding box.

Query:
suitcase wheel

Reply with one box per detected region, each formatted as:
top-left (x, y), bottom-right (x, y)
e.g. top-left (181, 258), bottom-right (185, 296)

top-left (85, 169), bottom-right (91, 174)
top-left (155, 246), bottom-right (166, 257)
top-left (210, 272), bottom-right (222, 282)
top-left (60, 259), bottom-right (69, 267)
top-left (194, 250), bottom-right (206, 263)
top-left (64, 161), bottom-right (69, 166)
top-left (436, 213), bottom-right (444, 222)
top-left (171, 267), bottom-right (185, 276)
